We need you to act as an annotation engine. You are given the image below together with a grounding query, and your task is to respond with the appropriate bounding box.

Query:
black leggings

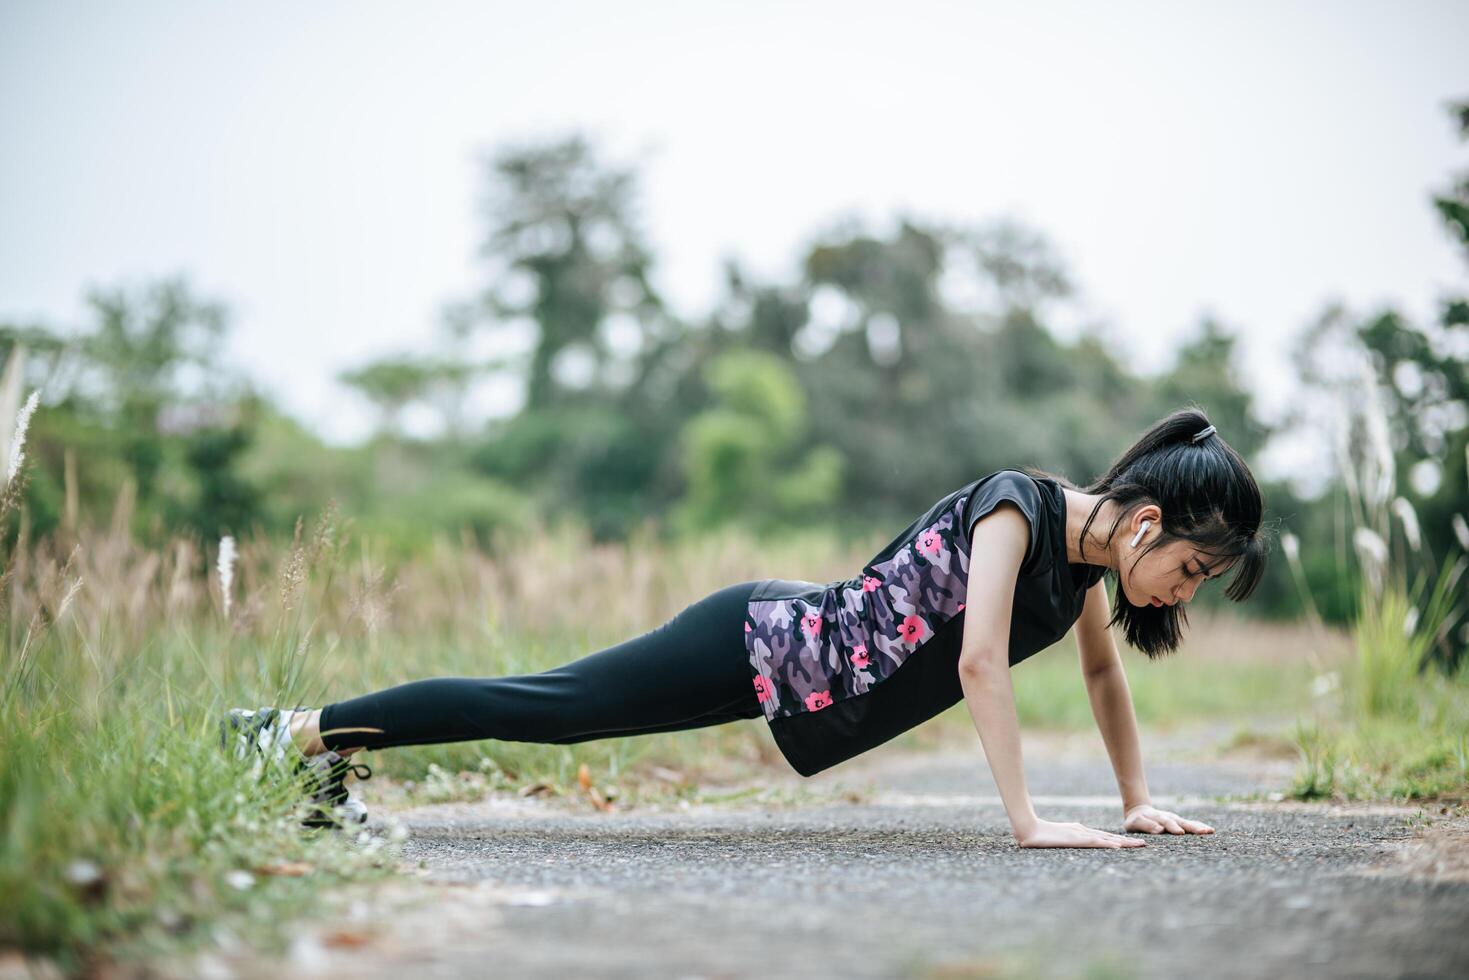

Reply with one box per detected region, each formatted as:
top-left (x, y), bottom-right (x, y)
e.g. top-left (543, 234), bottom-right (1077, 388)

top-left (317, 581), bottom-right (764, 753)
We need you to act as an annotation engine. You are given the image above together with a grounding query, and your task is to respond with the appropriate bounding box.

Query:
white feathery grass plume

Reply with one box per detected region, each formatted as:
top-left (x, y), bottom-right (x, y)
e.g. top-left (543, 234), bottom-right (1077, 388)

top-left (218, 535), bottom-right (237, 620)
top-left (1351, 526), bottom-right (1388, 565)
top-left (1331, 394), bottom-right (1361, 513)
top-left (1390, 497), bottom-right (1422, 552)
top-left (57, 577), bottom-right (83, 619)
top-left (0, 345), bottom-right (25, 464)
top-left (1359, 357), bottom-right (1395, 512)
top-left (1352, 526), bottom-right (1388, 596)
top-left (1453, 514), bottom-right (1469, 553)
top-left (6, 389), bottom-right (40, 483)
top-left (1403, 605), bottom-right (1419, 637)
top-left (1280, 531), bottom-right (1300, 566)
top-left (1310, 671), bottom-right (1340, 698)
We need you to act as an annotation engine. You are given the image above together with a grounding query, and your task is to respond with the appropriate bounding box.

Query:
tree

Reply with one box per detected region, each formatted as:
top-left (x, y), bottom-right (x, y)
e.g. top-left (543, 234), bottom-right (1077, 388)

top-left (475, 135), bottom-right (666, 411)
top-left (1149, 317), bottom-right (1271, 461)
top-left (75, 277), bottom-right (229, 501)
top-left (672, 351), bottom-right (843, 535)
top-left (1283, 98), bottom-right (1469, 651)
top-left (792, 217), bottom-right (1107, 522)
top-left (178, 403), bottom-right (261, 538)
top-left (0, 276), bottom-right (264, 540)
top-left (338, 355), bottom-right (479, 440)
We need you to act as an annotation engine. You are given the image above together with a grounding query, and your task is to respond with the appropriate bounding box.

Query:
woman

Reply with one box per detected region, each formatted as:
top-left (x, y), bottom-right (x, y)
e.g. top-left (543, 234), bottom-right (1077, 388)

top-left (225, 407), bottom-right (1267, 848)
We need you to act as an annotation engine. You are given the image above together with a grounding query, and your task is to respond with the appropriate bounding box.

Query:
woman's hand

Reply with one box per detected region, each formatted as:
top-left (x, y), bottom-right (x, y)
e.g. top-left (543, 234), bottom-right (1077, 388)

top-left (1123, 803), bottom-right (1215, 836)
top-left (1015, 818), bottom-right (1147, 848)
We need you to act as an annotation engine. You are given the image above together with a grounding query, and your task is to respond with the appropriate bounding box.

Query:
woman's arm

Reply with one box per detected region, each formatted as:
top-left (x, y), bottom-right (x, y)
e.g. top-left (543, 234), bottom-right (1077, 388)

top-left (959, 505), bottom-right (1143, 849)
top-left (1074, 579), bottom-right (1152, 812)
top-left (1075, 579), bottom-right (1216, 837)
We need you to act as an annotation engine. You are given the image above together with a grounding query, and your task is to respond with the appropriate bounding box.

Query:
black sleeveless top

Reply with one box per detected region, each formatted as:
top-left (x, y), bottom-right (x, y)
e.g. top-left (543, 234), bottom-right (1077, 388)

top-left (744, 469), bottom-right (1108, 776)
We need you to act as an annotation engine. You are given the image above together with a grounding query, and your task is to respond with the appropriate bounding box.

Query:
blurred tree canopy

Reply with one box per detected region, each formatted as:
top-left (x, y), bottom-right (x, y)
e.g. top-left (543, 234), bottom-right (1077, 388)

top-left (1278, 97), bottom-right (1469, 634)
top-left (671, 350), bottom-right (844, 536)
top-left (1355, 99), bottom-right (1469, 557)
top-left (14, 113), bottom-right (1455, 624)
top-left (2, 277), bottom-right (264, 541)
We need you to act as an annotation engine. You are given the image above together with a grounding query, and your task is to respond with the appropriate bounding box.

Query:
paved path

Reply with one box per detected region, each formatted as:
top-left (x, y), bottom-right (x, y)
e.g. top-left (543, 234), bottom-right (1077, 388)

top-left (265, 722), bottom-right (1468, 979)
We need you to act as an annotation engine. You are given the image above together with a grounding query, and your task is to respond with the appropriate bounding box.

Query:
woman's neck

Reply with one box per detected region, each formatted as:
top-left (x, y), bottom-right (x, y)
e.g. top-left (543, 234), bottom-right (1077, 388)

top-left (1060, 486), bottom-right (1120, 570)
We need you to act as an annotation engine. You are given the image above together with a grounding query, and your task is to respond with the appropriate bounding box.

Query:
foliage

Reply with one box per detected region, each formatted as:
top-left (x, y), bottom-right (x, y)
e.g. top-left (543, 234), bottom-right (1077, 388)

top-left (0, 462), bottom-right (1342, 964)
top-left (0, 277), bottom-right (265, 543)
top-left (672, 350), bottom-right (844, 535)
top-left (0, 408), bottom-right (391, 968)
top-left (1278, 102), bottom-right (1469, 798)
top-left (338, 355), bottom-right (481, 440)
top-left (474, 134), bottom-right (665, 412)
top-left (0, 127), bottom-right (1395, 635)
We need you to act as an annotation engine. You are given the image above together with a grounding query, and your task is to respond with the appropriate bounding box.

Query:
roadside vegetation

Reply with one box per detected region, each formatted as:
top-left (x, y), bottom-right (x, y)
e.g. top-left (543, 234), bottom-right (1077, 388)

top-left (0, 467), bottom-right (1337, 973)
top-left (2, 399), bottom-right (1461, 972)
top-left (3, 96), bottom-right (1465, 975)
top-left (1280, 364), bottom-right (1469, 802)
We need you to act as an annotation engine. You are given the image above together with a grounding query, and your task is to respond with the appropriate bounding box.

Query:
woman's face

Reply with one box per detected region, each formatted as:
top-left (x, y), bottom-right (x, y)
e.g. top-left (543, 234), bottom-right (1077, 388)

top-left (1119, 508), bottom-right (1227, 609)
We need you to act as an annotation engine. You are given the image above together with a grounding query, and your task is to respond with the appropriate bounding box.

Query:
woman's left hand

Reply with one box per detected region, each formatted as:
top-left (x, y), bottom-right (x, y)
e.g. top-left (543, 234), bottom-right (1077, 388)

top-left (1123, 804), bottom-right (1215, 835)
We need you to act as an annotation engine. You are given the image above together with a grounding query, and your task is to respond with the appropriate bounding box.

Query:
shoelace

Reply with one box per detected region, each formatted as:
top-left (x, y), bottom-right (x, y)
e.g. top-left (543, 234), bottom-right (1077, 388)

top-left (315, 756), bottom-right (373, 796)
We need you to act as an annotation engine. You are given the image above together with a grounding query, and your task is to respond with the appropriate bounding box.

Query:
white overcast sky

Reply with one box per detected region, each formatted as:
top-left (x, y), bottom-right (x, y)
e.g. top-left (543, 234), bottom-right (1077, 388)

top-left (2, 1), bottom-right (1467, 485)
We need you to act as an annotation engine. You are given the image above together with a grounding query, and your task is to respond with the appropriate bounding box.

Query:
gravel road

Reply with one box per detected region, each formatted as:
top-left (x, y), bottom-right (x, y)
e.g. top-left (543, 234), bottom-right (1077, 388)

top-left (261, 721), bottom-right (1468, 980)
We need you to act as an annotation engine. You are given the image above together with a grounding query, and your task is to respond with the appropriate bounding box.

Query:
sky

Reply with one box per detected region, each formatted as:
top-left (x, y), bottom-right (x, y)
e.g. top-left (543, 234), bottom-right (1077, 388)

top-left (2, 0), bottom-right (1467, 489)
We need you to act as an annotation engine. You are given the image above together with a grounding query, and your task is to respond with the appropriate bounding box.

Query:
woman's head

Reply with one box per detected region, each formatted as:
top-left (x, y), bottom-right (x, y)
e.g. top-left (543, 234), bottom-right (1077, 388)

top-left (1064, 407), bottom-right (1268, 659)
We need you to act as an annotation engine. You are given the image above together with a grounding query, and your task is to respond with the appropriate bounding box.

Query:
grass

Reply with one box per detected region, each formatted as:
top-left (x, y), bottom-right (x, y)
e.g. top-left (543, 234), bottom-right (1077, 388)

top-left (1286, 593), bottom-right (1469, 803)
top-left (0, 516), bottom-right (398, 973)
top-left (1273, 363), bottom-right (1469, 805)
top-left (0, 488), bottom-right (1397, 972)
top-left (1010, 630), bottom-right (1322, 731)
top-left (895, 608), bottom-right (1337, 749)
top-left (0, 507), bottom-right (871, 970)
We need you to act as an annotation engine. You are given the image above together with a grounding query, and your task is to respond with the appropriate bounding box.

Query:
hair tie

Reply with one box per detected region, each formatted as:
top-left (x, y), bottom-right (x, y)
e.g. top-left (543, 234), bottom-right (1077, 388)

top-left (1191, 424), bottom-right (1216, 444)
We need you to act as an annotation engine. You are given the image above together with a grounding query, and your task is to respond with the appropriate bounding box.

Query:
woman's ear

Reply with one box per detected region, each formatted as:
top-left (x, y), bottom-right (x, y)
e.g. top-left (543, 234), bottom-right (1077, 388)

top-left (1129, 505), bottom-right (1162, 547)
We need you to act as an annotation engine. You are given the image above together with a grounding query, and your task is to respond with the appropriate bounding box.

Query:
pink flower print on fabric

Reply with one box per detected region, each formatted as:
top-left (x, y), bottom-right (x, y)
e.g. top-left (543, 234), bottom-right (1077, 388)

top-left (753, 675), bottom-right (775, 704)
top-left (958, 603), bottom-right (965, 612)
top-left (746, 496), bottom-right (975, 723)
top-left (744, 621), bottom-right (752, 633)
top-left (897, 614), bottom-right (929, 646)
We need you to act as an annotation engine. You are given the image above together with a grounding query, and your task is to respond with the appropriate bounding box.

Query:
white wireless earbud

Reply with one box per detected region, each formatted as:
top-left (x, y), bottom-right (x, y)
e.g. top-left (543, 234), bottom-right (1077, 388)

top-left (1129, 520), bottom-right (1151, 548)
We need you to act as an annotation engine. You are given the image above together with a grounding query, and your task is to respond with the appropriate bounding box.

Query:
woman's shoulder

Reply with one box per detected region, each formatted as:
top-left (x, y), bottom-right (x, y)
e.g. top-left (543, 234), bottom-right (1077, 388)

top-left (976, 467), bottom-right (1049, 493)
top-left (960, 468), bottom-right (1056, 577)
top-left (962, 469), bottom-right (1049, 522)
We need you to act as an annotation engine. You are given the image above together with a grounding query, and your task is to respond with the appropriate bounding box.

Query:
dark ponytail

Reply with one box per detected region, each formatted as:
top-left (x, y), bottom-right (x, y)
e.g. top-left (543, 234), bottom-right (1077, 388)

top-left (1029, 406), bottom-right (1269, 659)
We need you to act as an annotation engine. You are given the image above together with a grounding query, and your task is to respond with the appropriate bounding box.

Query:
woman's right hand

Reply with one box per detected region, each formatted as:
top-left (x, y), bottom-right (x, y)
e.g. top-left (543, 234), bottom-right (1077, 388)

top-left (1015, 818), bottom-right (1147, 848)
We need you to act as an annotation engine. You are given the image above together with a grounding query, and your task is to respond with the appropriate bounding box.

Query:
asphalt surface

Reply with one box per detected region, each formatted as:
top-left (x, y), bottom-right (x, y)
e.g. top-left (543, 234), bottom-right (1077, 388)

top-left (263, 723), bottom-right (1468, 980)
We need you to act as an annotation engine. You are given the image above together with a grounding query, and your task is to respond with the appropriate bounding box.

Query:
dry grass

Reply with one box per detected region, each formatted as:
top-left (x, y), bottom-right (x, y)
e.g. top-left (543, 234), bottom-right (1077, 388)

top-left (0, 496), bottom-right (1348, 968)
top-left (1173, 608), bottom-right (1354, 667)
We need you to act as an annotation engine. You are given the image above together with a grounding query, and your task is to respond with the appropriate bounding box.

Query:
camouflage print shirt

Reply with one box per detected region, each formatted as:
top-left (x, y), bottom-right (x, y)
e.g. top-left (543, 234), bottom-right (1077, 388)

top-left (745, 469), bottom-right (1108, 777)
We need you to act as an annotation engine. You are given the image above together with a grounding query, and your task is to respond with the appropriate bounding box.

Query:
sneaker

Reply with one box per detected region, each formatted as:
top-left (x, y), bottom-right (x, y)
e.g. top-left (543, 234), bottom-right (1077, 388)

top-left (220, 707), bottom-right (297, 764)
top-left (220, 707), bottom-right (373, 828)
top-left (300, 751), bottom-right (373, 829)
